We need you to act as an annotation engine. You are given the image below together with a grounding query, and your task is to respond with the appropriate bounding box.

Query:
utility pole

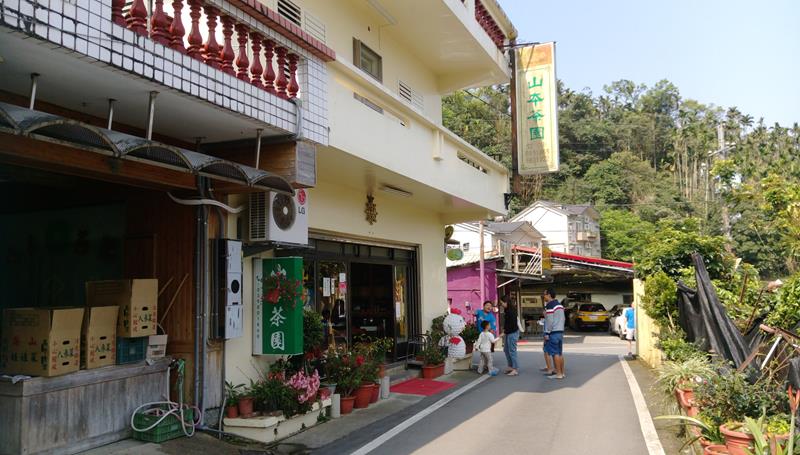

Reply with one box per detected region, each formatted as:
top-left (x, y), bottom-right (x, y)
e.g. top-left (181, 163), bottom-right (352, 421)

top-left (508, 38), bottom-right (521, 196)
top-left (479, 220), bottom-right (485, 305)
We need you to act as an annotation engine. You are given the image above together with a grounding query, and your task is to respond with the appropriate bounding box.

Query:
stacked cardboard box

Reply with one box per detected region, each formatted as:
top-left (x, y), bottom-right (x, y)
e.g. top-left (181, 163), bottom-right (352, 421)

top-left (81, 306), bottom-right (119, 369)
top-left (0, 308), bottom-right (84, 377)
top-left (86, 279), bottom-right (158, 337)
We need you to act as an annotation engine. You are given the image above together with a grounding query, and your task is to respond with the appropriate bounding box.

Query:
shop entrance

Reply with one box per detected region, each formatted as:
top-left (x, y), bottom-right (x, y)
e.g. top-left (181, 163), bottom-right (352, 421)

top-left (281, 238), bottom-right (419, 361)
top-left (351, 263), bottom-right (394, 342)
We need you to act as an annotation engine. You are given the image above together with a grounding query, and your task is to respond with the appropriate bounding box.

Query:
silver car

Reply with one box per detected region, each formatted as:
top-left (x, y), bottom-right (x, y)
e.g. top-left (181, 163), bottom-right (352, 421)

top-left (608, 304), bottom-right (631, 339)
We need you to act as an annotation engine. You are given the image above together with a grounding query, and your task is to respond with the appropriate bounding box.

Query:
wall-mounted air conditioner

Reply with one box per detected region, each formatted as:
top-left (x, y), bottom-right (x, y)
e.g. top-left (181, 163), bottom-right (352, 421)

top-left (249, 189), bottom-right (309, 245)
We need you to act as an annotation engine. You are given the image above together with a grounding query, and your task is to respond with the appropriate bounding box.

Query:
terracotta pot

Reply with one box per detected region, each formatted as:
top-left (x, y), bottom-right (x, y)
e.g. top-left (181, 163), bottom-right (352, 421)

top-left (238, 396), bottom-right (255, 417)
top-left (225, 405), bottom-right (239, 419)
top-left (698, 437), bottom-right (712, 448)
top-left (370, 383), bottom-right (379, 403)
top-left (378, 364), bottom-right (386, 378)
top-left (340, 395), bottom-right (356, 415)
top-left (720, 423), bottom-right (754, 455)
top-left (422, 363), bottom-right (444, 379)
top-left (355, 383), bottom-right (372, 408)
top-left (675, 387), bottom-right (695, 409)
top-left (705, 444), bottom-right (729, 455)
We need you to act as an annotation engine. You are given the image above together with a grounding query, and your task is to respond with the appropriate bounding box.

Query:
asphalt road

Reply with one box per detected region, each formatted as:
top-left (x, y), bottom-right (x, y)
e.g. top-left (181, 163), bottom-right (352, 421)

top-left (320, 331), bottom-right (652, 455)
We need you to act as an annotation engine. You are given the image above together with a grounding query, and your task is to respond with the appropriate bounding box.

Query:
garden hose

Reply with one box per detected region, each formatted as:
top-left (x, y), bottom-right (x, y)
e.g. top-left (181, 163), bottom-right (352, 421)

top-left (130, 359), bottom-right (202, 438)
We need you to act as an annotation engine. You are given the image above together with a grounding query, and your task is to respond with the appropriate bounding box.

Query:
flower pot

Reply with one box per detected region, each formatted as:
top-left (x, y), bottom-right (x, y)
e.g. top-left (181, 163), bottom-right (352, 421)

top-left (720, 423), bottom-right (754, 455)
top-left (378, 364), bottom-right (386, 378)
top-left (238, 396), bottom-right (255, 417)
top-left (422, 363), bottom-right (444, 379)
top-left (675, 387), bottom-right (695, 409)
top-left (370, 383), bottom-right (379, 403)
top-left (704, 444), bottom-right (729, 455)
top-left (340, 395), bottom-right (356, 415)
top-left (225, 405), bottom-right (239, 419)
top-left (323, 383), bottom-right (336, 396)
top-left (354, 384), bottom-right (372, 409)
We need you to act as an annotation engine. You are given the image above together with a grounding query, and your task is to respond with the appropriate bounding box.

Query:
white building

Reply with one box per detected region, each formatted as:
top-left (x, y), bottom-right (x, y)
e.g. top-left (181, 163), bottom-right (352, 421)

top-left (512, 201), bottom-right (602, 257)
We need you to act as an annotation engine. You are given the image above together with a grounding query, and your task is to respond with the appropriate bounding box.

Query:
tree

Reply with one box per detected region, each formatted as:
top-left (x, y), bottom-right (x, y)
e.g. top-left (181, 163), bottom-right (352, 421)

top-left (599, 209), bottom-right (655, 262)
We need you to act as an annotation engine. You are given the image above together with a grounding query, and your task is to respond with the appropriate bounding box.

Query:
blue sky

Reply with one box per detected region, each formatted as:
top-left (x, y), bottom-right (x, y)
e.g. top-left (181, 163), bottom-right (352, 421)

top-left (499, 0), bottom-right (800, 127)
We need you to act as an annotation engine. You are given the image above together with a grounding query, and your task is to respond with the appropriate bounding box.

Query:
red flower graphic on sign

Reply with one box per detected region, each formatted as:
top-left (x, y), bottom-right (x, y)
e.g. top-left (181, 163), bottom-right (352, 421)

top-left (297, 189), bottom-right (306, 205)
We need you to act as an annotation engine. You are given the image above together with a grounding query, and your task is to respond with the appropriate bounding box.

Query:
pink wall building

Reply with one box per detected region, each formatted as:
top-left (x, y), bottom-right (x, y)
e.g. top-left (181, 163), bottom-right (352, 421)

top-left (446, 259), bottom-right (499, 324)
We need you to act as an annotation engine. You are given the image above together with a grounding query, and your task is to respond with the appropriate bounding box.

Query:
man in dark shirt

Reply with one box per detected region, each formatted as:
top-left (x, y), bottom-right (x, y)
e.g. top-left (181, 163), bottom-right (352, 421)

top-left (500, 294), bottom-right (520, 376)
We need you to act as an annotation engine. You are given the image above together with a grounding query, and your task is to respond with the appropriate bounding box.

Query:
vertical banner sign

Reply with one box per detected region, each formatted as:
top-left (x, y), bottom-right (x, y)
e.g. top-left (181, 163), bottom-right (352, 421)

top-left (253, 257), bottom-right (304, 355)
top-left (515, 42), bottom-right (559, 174)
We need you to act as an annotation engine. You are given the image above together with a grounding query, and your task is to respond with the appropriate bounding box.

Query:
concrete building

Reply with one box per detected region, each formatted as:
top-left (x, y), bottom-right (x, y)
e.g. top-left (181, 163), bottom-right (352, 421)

top-left (512, 200), bottom-right (602, 257)
top-left (0, 0), bottom-right (517, 450)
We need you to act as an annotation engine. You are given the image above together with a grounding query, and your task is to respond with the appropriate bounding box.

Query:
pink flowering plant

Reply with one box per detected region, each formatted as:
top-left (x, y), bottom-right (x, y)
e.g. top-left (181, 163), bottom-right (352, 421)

top-left (287, 369), bottom-right (321, 405)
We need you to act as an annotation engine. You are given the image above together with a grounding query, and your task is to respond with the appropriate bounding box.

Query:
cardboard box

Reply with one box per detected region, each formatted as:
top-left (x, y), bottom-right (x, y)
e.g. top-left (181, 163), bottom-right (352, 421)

top-left (0, 307), bottom-right (84, 377)
top-left (146, 334), bottom-right (168, 360)
top-left (86, 279), bottom-right (158, 337)
top-left (81, 306), bottom-right (118, 369)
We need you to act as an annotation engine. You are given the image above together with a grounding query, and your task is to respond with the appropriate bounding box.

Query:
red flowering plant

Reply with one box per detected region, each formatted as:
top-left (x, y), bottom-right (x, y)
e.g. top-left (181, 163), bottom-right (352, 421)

top-left (261, 271), bottom-right (303, 307)
top-left (323, 347), bottom-right (362, 397)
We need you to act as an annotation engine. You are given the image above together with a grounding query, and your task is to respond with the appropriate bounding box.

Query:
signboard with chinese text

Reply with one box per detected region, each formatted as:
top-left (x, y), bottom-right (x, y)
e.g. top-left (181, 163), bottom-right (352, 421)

top-left (515, 42), bottom-right (559, 174)
top-left (253, 257), bottom-right (303, 355)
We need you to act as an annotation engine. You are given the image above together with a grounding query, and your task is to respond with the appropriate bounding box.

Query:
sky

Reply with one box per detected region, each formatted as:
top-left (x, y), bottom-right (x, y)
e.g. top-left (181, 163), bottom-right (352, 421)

top-left (499, 0), bottom-right (800, 127)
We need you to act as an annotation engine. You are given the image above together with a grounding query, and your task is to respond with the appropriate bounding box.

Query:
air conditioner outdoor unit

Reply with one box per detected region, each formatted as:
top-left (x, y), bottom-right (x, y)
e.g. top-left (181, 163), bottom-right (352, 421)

top-left (249, 189), bottom-right (308, 245)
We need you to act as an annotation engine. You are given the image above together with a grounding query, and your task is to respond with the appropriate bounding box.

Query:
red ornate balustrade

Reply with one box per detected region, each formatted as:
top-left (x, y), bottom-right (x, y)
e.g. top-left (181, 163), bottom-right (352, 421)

top-left (474, 0), bottom-right (505, 49)
top-left (112, 0), bottom-right (301, 99)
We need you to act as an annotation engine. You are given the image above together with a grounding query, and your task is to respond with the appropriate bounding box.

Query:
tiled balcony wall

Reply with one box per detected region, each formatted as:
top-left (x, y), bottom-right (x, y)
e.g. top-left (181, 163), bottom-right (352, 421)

top-left (0, 0), bottom-right (328, 144)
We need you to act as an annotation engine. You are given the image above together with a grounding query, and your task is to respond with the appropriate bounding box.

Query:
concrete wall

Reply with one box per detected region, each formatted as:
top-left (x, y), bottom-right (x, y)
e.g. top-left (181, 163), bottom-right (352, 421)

top-left (446, 261), bottom-right (498, 323)
top-left (634, 278), bottom-right (663, 368)
top-left (224, 178), bottom-right (448, 386)
top-left (591, 293), bottom-right (625, 310)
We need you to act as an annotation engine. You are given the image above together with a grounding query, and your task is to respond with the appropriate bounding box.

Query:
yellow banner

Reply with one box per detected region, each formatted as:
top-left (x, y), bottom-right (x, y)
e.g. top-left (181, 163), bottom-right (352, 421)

top-left (515, 42), bottom-right (559, 174)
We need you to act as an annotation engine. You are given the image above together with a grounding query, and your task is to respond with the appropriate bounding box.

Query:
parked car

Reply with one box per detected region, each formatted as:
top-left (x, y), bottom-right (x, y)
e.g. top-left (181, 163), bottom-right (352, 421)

top-left (567, 303), bottom-right (610, 331)
top-left (608, 304), bottom-right (631, 339)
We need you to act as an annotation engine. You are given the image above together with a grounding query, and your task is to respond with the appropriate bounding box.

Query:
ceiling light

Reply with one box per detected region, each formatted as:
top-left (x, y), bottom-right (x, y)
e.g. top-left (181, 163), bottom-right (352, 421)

top-left (380, 184), bottom-right (412, 198)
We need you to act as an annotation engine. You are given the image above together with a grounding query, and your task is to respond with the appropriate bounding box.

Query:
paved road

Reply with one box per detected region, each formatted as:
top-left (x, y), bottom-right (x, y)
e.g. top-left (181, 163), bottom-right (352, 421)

top-left (321, 331), bottom-right (652, 455)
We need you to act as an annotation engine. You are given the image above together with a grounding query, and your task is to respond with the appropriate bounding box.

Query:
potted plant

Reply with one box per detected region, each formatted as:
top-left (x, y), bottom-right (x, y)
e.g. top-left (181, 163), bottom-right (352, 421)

top-left (373, 337), bottom-right (394, 378)
top-left (461, 322), bottom-right (479, 354)
top-left (421, 344), bottom-right (445, 379)
top-left (237, 382), bottom-right (256, 417)
top-left (655, 357), bottom-right (714, 412)
top-left (353, 355), bottom-right (374, 409)
top-left (654, 412), bottom-right (725, 451)
top-left (704, 445), bottom-right (729, 455)
top-left (720, 421), bottom-right (755, 455)
top-left (224, 381), bottom-right (243, 418)
top-left (325, 348), bottom-right (360, 415)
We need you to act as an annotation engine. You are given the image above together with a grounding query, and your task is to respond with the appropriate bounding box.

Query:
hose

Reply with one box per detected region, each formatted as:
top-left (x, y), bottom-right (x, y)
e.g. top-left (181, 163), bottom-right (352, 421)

top-left (130, 359), bottom-right (201, 438)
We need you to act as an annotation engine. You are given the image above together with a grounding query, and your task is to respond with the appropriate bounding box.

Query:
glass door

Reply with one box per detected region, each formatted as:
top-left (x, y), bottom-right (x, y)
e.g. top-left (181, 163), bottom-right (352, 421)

top-left (393, 265), bottom-right (410, 360)
top-left (318, 261), bottom-right (348, 350)
top-left (350, 263), bottom-right (394, 345)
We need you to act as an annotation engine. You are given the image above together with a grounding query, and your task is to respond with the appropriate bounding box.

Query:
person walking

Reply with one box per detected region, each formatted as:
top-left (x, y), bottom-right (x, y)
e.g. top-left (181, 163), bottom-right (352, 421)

top-left (539, 294), bottom-right (553, 374)
top-left (475, 300), bottom-right (497, 352)
top-left (625, 302), bottom-right (636, 358)
top-left (543, 289), bottom-right (565, 380)
top-left (476, 320), bottom-right (499, 375)
top-left (500, 295), bottom-right (519, 376)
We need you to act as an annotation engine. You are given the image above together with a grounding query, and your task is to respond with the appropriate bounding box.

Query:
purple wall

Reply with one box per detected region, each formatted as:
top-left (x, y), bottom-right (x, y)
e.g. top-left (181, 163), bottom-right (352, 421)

top-left (447, 261), bottom-right (498, 324)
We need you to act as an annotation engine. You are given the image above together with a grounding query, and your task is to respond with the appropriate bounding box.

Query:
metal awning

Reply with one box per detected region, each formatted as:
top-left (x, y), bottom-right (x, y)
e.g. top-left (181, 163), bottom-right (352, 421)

top-left (0, 102), bottom-right (294, 194)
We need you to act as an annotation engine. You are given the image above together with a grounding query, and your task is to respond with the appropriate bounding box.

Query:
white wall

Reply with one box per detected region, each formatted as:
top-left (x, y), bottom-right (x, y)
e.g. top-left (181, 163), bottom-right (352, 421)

top-left (517, 207), bottom-right (568, 253)
top-left (591, 293), bottom-right (625, 311)
top-left (224, 180), bottom-right (448, 386)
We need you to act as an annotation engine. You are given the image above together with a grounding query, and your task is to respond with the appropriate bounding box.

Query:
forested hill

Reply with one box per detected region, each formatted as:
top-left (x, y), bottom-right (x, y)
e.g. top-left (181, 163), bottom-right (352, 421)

top-left (442, 80), bottom-right (800, 278)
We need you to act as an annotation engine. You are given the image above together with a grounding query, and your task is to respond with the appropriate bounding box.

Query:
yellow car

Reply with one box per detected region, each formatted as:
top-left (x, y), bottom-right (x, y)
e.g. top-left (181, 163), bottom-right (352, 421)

top-left (568, 303), bottom-right (610, 331)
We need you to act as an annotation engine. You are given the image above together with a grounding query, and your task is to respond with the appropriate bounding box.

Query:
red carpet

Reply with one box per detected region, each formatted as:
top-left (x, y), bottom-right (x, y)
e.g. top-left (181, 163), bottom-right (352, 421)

top-left (390, 378), bottom-right (456, 396)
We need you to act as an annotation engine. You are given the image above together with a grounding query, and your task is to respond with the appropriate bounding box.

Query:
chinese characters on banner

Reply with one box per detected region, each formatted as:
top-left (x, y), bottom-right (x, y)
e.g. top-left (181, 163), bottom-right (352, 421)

top-left (515, 42), bottom-right (559, 174)
top-left (253, 257), bottom-right (304, 355)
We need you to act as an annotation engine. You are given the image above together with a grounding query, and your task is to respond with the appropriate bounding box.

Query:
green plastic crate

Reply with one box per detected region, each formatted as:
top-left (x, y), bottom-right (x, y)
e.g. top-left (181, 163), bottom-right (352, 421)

top-left (116, 336), bottom-right (147, 364)
top-left (132, 407), bottom-right (195, 443)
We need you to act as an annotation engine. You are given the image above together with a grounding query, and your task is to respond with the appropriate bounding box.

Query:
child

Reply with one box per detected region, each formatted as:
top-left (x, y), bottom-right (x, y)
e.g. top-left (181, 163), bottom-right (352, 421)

top-left (476, 320), bottom-right (499, 374)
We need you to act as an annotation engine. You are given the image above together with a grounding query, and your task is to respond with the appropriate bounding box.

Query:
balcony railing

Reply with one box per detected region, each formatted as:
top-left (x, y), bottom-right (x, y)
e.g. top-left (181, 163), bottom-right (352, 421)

top-left (474, 0), bottom-right (505, 49)
top-left (114, 0), bottom-right (301, 98)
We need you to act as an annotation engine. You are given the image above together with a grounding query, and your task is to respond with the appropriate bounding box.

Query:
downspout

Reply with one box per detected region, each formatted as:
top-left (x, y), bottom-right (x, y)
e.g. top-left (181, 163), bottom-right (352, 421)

top-left (193, 178), bottom-right (203, 408)
top-left (200, 180), bottom-right (211, 421)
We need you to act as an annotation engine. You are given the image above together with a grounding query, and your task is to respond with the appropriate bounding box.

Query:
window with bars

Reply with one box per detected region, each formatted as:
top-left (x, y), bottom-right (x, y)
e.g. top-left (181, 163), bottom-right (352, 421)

top-left (277, 0), bottom-right (302, 27)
